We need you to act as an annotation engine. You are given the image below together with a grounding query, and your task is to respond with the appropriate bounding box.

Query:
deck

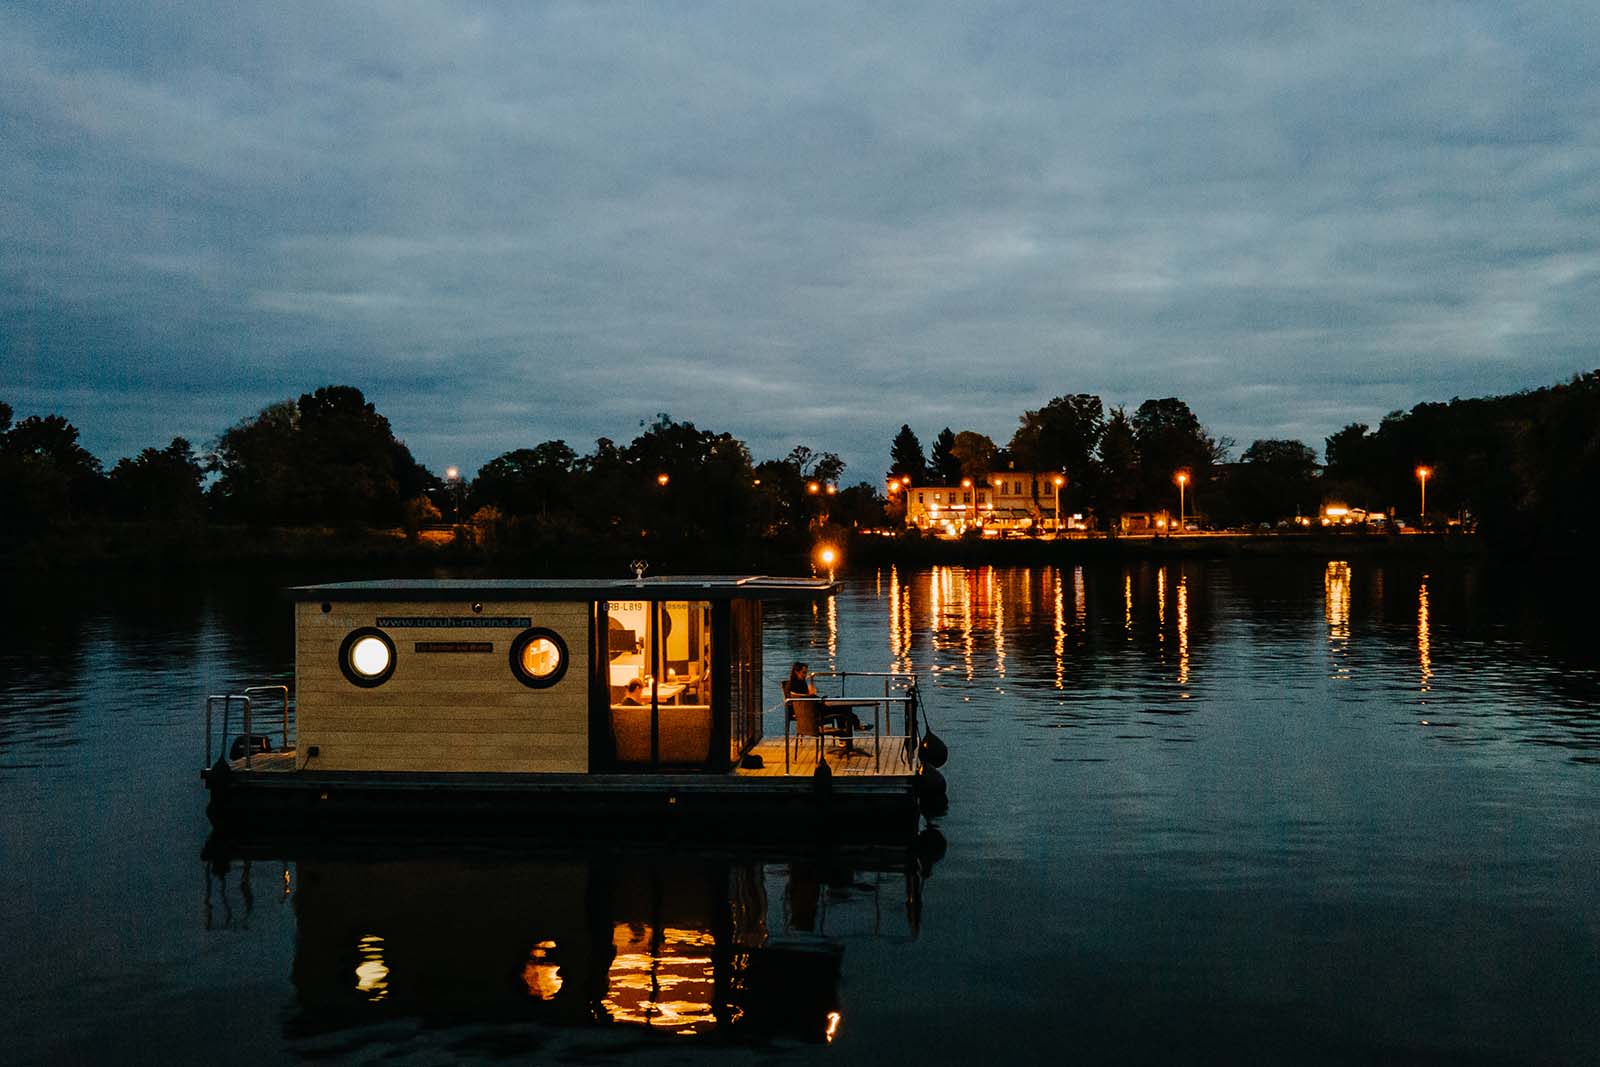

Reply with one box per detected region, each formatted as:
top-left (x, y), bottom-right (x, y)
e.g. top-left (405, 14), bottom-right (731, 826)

top-left (207, 732), bottom-right (921, 835)
top-left (734, 735), bottom-right (914, 778)
top-left (221, 736), bottom-right (915, 780)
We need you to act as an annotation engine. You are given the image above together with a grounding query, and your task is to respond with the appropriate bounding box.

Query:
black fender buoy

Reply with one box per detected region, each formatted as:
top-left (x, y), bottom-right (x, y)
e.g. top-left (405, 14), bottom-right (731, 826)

top-left (918, 730), bottom-right (949, 769)
top-left (812, 760), bottom-right (833, 798)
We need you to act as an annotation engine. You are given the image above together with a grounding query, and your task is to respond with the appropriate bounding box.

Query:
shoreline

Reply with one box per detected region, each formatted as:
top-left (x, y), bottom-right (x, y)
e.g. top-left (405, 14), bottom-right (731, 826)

top-left (1, 522), bottom-right (1493, 575)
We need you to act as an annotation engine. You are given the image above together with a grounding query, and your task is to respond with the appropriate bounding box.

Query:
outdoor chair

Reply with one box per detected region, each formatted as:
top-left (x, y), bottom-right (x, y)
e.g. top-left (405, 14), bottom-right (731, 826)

top-left (783, 679), bottom-right (848, 767)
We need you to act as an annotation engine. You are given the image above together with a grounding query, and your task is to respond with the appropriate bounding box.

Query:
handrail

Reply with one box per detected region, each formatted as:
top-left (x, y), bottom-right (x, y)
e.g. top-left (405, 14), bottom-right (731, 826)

top-left (205, 686), bottom-right (291, 772)
top-left (204, 694), bottom-right (252, 768)
top-left (243, 685), bottom-right (291, 753)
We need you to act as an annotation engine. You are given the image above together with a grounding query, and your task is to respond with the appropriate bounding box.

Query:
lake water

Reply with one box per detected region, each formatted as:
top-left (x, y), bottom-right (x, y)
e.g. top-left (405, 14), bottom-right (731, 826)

top-left (2, 560), bottom-right (1596, 1064)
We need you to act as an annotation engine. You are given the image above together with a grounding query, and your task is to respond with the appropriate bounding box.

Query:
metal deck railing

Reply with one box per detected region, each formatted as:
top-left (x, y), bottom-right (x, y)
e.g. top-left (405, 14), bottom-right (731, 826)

top-left (777, 671), bottom-right (924, 774)
top-left (204, 685), bottom-right (291, 770)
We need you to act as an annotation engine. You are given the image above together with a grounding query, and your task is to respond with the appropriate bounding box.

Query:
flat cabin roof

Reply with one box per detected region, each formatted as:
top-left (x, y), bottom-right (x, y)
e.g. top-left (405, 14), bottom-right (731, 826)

top-left (288, 576), bottom-right (837, 602)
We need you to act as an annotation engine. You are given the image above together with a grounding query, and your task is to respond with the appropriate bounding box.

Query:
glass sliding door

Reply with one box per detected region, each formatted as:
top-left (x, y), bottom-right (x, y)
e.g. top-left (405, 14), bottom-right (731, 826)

top-left (605, 599), bottom-right (715, 768)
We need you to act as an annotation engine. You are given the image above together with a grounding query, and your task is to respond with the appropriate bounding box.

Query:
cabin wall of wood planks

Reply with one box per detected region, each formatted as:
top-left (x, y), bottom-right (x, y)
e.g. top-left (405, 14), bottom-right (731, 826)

top-left (296, 600), bottom-right (590, 773)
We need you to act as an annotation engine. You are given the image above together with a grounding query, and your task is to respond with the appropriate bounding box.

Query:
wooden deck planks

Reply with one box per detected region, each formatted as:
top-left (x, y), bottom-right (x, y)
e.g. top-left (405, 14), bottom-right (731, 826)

top-left (734, 736), bottom-right (915, 778)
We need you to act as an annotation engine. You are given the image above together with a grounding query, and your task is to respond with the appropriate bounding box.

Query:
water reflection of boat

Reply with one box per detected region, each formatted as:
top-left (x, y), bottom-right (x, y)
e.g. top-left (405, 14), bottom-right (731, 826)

top-left (202, 836), bottom-right (940, 1046)
top-left (203, 576), bottom-right (946, 833)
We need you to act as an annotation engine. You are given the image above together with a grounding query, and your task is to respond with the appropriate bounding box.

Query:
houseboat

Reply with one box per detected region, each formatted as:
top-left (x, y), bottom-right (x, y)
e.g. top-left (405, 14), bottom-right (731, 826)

top-left (203, 576), bottom-right (945, 834)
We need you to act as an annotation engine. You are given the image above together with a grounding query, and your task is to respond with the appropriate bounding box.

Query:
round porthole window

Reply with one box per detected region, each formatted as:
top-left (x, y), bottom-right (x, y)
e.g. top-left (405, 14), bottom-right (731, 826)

top-left (339, 627), bottom-right (397, 687)
top-left (509, 628), bottom-right (569, 688)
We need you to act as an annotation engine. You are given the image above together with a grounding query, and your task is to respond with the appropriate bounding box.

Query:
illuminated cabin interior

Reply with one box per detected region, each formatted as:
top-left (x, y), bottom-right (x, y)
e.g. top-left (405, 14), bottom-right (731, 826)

top-left (290, 577), bottom-right (830, 775)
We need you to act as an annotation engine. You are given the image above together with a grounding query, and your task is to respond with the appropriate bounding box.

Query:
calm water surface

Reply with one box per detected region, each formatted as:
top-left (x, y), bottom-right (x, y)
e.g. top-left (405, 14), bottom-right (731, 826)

top-left (2, 560), bottom-right (1597, 1064)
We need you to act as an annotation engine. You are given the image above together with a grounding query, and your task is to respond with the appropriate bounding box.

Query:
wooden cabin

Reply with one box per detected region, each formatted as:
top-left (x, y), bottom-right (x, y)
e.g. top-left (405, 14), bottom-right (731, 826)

top-left (291, 576), bottom-right (828, 775)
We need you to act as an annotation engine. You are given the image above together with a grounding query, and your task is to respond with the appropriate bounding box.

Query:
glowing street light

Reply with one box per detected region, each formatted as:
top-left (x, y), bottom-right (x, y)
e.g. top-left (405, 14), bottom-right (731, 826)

top-left (807, 481), bottom-right (821, 494)
top-left (656, 473), bottom-right (670, 487)
top-left (445, 466), bottom-right (459, 481)
top-left (1416, 466), bottom-right (1431, 523)
top-left (1051, 474), bottom-right (1066, 536)
top-left (1175, 471), bottom-right (1189, 532)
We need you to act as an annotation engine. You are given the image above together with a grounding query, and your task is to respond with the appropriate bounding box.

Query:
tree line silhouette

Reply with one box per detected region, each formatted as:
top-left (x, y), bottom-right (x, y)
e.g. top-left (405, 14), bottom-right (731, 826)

top-left (886, 369), bottom-right (1598, 547)
top-left (3, 370), bottom-right (1595, 563)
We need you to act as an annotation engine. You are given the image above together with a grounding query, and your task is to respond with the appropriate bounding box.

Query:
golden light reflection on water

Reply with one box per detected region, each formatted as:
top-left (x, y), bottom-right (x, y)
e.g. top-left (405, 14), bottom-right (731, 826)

top-left (1325, 561), bottom-right (1352, 680)
top-left (1176, 573), bottom-right (1190, 689)
top-left (1124, 573), bottom-right (1133, 636)
top-left (992, 569), bottom-right (1006, 678)
top-left (604, 925), bottom-right (717, 1034)
top-left (1053, 570), bottom-right (1066, 690)
top-left (1157, 567), bottom-right (1167, 633)
top-left (522, 940), bottom-right (562, 1001)
top-left (354, 934), bottom-right (389, 1001)
top-left (825, 593), bottom-right (839, 669)
top-left (961, 570), bottom-right (975, 680)
top-left (1073, 566), bottom-right (1086, 630)
top-left (1418, 577), bottom-right (1433, 693)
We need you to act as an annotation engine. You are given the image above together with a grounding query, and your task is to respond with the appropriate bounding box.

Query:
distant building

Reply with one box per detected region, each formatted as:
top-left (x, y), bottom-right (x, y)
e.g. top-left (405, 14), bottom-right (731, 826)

top-left (891, 472), bottom-right (1085, 536)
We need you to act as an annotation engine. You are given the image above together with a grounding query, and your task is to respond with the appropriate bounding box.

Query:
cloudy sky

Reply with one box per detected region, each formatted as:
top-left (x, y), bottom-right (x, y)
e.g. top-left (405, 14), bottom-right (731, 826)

top-left (4, 2), bottom-right (1597, 480)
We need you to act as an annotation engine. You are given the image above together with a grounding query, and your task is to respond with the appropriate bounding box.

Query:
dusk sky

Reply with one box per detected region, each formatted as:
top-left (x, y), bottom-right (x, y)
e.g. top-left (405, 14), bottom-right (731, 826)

top-left (5, 2), bottom-right (1597, 481)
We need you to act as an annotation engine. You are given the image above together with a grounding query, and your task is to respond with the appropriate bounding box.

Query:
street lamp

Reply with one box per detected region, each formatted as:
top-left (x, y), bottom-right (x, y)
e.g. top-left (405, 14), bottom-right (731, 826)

top-left (1051, 474), bottom-right (1065, 536)
top-left (656, 472), bottom-right (670, 487)
top-left (444, 466), bottom-right (463, 522)
top-left (1416, 466), bottom-right (1431, 525)
top-left (1175, 471), bottom-right (1189, 532)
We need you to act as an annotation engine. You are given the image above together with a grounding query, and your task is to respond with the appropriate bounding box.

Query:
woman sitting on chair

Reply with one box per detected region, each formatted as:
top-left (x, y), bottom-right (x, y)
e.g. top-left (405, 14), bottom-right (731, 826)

top-left (787, 662), bottom-right (869, 736)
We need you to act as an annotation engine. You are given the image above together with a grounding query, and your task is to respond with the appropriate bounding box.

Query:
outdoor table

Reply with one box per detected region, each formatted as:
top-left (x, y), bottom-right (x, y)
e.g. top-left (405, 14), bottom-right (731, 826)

top-left (820, 698), bottom-right (884, 770)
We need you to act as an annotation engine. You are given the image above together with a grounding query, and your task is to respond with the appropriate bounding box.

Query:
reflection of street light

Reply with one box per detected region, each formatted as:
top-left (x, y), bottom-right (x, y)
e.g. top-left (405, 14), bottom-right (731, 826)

top-left (1175, 471), bottom-right (1189, 532)
top-left (1052, 474), bottom-right (1065, 536)
top-left (1416, 466), bottom-right (1431, 524)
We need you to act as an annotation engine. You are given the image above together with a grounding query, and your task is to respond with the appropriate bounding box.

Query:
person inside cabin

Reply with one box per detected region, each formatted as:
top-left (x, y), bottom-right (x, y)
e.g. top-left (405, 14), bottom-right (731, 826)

top-left (621, 678), bottom-right (647, 706)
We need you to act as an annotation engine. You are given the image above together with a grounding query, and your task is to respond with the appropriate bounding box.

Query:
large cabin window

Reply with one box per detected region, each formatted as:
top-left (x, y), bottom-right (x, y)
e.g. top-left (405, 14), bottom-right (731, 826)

top-left (606, 600), bottom-right (714, 766)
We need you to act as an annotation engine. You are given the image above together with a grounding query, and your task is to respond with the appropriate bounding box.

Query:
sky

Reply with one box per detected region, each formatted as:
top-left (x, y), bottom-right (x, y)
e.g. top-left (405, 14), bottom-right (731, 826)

top-left (4, 1), bottom-right (1598, 481)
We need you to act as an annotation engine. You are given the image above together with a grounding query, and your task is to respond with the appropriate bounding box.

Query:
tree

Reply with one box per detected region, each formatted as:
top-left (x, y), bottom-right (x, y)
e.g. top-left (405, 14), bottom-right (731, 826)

top-left (1131, 398), bottom-right (1224, 510)
top-left (208, 386), bottom-right (427, 526)
top-left (929, 427), bottom-right (960, 484)
top-left (472, 441), bottom-right (580, 521)
top-left (950, 431), bottom-right (998, 481)
top-left (0, 411), bottom-right (104, 527)
top-left (888, 424), bottom-right (927, 483)
top-left (1227, 439), bottom-right (1320, 524)
top-left (105, 437), bottom-right (205, 521)
top-left (1092, 406), bottom-right (1140, 526)
top-left (1010, 393), bottom-right (1104, 510)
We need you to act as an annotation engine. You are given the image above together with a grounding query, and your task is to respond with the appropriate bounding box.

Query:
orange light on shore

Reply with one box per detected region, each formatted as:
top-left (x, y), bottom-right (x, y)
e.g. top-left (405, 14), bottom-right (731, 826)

top-left (1416, 466), bottom-right (1431, 519)
top-left (961, 477), bottom-right (973, 488)
top-left (445, 466), bottom-right (460, 481)
top-left (807, 481), bottom-right (821, 494)
top-left (819, 545), bottom-right (837, 566)
top-left (656, 473), bottom-right (670, 486)
top-left (825, 484), bottom-right (837, 495)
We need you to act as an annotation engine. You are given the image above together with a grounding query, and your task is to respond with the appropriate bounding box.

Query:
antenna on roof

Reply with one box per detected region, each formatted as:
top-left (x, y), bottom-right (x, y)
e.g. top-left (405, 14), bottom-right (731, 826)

top-left (630, 559), bottom-right (649, 582)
